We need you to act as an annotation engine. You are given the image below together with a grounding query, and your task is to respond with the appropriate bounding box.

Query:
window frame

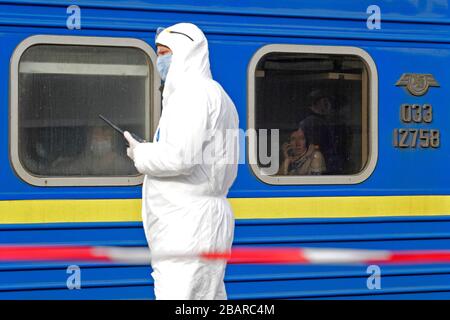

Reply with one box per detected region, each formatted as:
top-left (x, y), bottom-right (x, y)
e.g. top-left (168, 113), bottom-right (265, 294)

top-left (247, 44), bottom-right (378, 185)
top-left (10, 35), bottom-right (160, 187)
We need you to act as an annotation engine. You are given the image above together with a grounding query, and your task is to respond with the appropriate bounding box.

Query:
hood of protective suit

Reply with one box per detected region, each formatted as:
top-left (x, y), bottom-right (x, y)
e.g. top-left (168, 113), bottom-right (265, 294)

top-left (155, 23), bottom-right (212, 98)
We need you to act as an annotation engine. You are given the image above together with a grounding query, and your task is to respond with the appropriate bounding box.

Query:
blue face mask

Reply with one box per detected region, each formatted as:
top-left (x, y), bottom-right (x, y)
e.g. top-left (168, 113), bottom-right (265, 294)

top-left (157, 53), bottom-right (172, 82)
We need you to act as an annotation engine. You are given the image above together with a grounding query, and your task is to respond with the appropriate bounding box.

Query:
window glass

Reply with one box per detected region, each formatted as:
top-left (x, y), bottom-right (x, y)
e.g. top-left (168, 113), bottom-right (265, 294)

top-left (18, 44), bottom-right (150, 177)
top-left (255, 52), bottom-right (369, 177)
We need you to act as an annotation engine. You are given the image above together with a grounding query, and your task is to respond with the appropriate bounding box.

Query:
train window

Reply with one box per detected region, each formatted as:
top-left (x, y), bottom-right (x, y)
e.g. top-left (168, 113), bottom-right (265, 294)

top-left (248, 45), bottom-right (378, 185)
top-left (10, 36), bottom-right (160, 186)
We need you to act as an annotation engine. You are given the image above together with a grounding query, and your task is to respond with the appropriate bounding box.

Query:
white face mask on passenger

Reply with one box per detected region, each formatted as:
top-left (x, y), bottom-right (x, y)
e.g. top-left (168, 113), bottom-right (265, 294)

top-left (90, 140), bottom-right (112, 156)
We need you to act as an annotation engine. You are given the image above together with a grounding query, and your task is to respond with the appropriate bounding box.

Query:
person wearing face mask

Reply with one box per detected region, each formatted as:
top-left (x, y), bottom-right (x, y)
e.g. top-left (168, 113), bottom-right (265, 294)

top-left (279, 127), bottom-right (326, 176)
top-left (81, 126), bottom-right (134, 175)
top-left (90, 128), bottom-right (112, 157)
top-left (39, 126), bottom-right (133, 176)
top-left (156, 47), bottom-right (172, 82)
top-left (123, 23), bottom-right (239, 300)
top-left (156, 41), bottom-right (172, 94)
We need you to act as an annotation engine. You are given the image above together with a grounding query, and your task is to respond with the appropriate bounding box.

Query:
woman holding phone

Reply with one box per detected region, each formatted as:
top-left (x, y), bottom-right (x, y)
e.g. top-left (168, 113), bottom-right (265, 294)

top-left (279, 127), bottom-right (326, 176)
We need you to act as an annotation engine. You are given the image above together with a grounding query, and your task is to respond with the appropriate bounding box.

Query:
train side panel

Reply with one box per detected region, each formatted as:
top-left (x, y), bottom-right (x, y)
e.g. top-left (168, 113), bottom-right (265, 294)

top-left (0, 0), bottom-right (450, 299)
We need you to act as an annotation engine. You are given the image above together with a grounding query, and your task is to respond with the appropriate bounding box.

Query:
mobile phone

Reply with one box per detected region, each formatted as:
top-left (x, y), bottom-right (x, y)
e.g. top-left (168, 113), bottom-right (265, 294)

top-left (98, 114), bottom-right (146, 145)
top-left (285, 142), bottom-right (294, 157)
top-left (287, 149), bottom-right (294, 157)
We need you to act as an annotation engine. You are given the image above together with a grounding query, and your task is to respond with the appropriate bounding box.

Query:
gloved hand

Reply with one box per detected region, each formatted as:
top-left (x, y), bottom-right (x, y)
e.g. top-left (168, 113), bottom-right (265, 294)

top-left (124, 131), bottom-right (139, 160)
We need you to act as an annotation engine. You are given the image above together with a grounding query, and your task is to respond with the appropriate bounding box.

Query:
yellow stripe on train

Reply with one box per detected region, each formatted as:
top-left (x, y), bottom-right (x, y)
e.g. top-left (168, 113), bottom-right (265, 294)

top-left (0, 196), bottom-right (449, 224)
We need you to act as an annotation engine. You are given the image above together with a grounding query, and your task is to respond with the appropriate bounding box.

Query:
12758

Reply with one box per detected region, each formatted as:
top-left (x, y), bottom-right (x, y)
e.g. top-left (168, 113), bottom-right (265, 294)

top-left (393, 128), bottom-right (440, 148)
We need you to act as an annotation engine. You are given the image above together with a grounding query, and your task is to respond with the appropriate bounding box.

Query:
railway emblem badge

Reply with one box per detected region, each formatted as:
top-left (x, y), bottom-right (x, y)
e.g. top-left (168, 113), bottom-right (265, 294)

top-left (396, 73), bottom-right (439, 96)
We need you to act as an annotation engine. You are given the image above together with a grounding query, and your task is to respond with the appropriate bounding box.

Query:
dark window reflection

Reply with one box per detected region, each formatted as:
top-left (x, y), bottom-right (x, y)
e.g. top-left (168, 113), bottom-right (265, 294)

top-left (18, 45), bottom-right (150, 177)
top-left (255, 53), bottom-right (369, 176)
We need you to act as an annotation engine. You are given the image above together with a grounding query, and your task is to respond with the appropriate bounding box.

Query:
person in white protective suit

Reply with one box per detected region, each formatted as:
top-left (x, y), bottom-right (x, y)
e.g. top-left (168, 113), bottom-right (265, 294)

top-left (124, 23), bottom-right (239, 300)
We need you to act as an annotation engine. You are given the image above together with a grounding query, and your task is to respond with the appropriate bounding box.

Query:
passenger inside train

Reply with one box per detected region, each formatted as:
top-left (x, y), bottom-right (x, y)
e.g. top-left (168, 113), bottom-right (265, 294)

top-left (255, 52), bottom-right (366, 178)
top-left (17, 43), bottom-right (148, 180)
top-left (57, 126), bottom-right (135, 176)
top-left (299, 89), bottom-right (349, 174)
top-left (23, 126), bottom-right (136, 176)
top-left (278, 126), bottom-right (326, 176)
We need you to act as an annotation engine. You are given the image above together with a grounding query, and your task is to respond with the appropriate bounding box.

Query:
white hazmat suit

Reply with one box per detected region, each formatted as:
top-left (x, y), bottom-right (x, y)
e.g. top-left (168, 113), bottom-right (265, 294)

top-left (125, 23), bottom-right (239, 300)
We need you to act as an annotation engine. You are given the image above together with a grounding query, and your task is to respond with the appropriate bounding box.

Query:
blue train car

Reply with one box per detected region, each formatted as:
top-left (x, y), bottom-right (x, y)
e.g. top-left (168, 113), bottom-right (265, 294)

top-left (1, 0), bottom-right (450, 299)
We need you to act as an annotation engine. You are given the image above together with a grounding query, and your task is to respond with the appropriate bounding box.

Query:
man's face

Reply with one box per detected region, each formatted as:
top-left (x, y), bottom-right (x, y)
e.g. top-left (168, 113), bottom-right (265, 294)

top-left (312, 97), bottom-right (332, 115)
top-left (157, 44), bottom-right (172, 56)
